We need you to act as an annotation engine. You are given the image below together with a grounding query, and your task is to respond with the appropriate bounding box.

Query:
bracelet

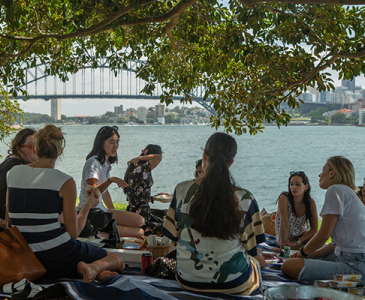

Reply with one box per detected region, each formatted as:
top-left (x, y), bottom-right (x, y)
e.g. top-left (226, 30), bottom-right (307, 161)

top-left (299, 246), bottom-right (308, 258)
top-left (108, 178), bottom-right (112, 184)
top-left (297, 239), bottom-right (301, 246)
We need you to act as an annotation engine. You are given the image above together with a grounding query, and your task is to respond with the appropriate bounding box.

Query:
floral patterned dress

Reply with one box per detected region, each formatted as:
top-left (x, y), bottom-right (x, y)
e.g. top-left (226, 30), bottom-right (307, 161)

top-left (124, 161), bottom-right (163, 235)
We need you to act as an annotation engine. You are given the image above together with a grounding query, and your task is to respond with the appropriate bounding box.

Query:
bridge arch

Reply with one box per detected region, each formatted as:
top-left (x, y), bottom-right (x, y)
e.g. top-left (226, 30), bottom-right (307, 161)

top-left (14, 58), bottom-right (217, 116)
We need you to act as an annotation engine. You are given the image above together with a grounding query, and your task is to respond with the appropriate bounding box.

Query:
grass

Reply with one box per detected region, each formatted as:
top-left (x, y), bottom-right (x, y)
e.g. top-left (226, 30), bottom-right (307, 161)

top-left (75, 197), bottom-right (127, 211)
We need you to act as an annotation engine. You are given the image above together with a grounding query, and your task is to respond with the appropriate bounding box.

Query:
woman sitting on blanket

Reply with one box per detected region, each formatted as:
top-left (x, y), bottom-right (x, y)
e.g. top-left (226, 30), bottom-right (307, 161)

top-left (282, 156), bottom-right (365, 281)
top-left (78, 126), bottom-right (144, 237)
top-left (275, 171), bottom-right (318, 250)
top-left (162, 132), bottom-right (266, 295)
top-left (6, 125), bottom-right (124, 282)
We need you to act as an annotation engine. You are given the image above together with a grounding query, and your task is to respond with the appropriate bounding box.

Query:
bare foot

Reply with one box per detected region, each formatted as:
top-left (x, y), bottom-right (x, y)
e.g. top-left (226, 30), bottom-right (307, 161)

top-left (77, 262), bottom-right (99, 283)
top-left (96, 270), bottom-right (119, 280)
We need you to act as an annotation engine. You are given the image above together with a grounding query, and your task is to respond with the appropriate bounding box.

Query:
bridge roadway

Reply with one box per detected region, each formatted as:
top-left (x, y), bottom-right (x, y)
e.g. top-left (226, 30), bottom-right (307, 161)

top-left (15, 94), bottom-right (217, 116)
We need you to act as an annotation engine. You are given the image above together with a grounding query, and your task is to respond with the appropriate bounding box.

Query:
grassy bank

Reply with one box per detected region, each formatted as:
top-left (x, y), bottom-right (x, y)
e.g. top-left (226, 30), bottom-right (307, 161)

top-left (76, 197), bottom-right (127, 211)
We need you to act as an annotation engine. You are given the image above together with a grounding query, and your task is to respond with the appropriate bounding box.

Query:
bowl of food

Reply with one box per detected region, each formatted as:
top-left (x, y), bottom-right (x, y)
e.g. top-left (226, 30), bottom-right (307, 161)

top-left (153, 193), bottom-right (173, 203)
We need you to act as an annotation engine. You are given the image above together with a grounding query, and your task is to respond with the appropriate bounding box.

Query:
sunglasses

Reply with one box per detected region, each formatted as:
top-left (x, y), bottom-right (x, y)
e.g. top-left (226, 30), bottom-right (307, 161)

top-left (22, 144), bottom-right (34, 150)
top-left (290, 171), bottom-right (306, 176)
top-left (100, 126), bottom-right (118, 133)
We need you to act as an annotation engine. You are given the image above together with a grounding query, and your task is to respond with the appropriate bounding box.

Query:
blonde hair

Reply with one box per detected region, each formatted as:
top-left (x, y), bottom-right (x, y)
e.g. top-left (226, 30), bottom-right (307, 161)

top-left (34, 125), bottom-right (65, 159)
top-left (327, 156), bottom-right (357, 191)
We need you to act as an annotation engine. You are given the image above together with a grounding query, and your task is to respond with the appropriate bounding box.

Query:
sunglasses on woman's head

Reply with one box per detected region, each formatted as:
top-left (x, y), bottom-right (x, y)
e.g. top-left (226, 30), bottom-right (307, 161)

top-left (290, 171), bottom-right (305, 176)
top-left (22, 144), bottom-right (34, 150)
top-left (100, 126), bottom-right (118, 133)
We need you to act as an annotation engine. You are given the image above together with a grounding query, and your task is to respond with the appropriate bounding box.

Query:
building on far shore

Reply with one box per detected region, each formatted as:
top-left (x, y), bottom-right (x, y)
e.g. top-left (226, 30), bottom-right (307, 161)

top-left (51, 98), bottom-right (61, 120)
top-left (155, 103), bottom-right (165, 117)
top-left (114, 105), bottom-right (123, 116)
top-left (137, 106), bottom-right (147, 123)
top-left (359, 109), bottom-right (365, 125)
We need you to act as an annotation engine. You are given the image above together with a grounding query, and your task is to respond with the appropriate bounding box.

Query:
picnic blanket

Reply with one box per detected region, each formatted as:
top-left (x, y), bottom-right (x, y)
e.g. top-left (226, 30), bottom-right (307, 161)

top-left (0, 266), bottom-right (305, 300)
top-left (1, 235), bottom-right (305, 299)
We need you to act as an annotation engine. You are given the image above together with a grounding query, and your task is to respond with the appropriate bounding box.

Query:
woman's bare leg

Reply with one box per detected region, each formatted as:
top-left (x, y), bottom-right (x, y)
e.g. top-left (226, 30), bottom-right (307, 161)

top-left (117, 225), bottom-right (144, 237)
top-left (77, 251), bottom-right (125, 283)
top-left (281, 258), bottom-right (305, 279)
top-left (108, 209), bottom-right (145, 227)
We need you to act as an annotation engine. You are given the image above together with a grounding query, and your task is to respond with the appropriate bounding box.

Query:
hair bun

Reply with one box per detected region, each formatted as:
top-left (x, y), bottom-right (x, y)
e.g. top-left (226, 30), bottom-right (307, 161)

top-left (34, 124), bottom-right (65, 159)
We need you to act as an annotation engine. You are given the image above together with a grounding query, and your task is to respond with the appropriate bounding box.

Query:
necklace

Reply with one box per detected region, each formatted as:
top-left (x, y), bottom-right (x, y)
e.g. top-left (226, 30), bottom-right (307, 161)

top-left (294, 201), bottom-right (303, 207)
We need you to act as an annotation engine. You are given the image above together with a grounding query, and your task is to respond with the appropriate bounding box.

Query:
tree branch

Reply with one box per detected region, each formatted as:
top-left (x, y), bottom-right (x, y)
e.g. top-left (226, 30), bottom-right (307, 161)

top-left (241, 0), bottom-right (365, 8)
top-left (261, 5), bottom-right (312, 18)
top-left (0, 41), bottom-right (37, 68)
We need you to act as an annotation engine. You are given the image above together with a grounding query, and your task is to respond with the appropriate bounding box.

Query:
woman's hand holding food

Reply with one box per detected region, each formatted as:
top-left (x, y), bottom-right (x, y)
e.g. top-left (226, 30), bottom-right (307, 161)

top-left (86, 188), bottom-right (99, 207)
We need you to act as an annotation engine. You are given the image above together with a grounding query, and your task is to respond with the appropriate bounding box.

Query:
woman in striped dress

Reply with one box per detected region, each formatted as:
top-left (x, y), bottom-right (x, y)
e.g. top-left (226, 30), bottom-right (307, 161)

top-left (6, 124), bottom-right (124, 282)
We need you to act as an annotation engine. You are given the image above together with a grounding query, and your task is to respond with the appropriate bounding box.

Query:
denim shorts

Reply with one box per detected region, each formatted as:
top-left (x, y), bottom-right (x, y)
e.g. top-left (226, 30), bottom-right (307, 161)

top-left (299, 252), bottom-right (365, 281)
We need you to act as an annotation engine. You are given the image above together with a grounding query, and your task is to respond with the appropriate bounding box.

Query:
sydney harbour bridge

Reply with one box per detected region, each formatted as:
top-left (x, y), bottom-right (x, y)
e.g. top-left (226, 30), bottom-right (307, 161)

top-left (13, 58), bottom-right (217, 116)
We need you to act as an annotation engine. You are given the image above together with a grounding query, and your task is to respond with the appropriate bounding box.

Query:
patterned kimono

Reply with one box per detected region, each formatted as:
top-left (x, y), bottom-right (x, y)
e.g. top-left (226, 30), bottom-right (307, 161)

top-left (162, 180), bottom-right (265, 295)
top-left (124, 161), bottom-right (163, 235)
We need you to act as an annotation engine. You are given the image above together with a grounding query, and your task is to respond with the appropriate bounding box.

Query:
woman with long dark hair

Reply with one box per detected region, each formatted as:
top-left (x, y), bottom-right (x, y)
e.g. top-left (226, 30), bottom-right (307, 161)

top-left (275, 172), bottom-right (318, 250)
top-left (78, 126), bottom-right (144, 237)
top-left (162, 132), bottom-right (265, 295)
top-left (282, 156), bottom-right (365, 281)
top-left (123, 144), bottom-right (163, 235)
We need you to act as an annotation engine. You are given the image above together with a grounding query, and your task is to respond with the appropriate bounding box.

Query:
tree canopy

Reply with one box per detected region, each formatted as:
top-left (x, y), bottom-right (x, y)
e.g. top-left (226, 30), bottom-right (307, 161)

top-left (1, 0), bottom-right (365, 138)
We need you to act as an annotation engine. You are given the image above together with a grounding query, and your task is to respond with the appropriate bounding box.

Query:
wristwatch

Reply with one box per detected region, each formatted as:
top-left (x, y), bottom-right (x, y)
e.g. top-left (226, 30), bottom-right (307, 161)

top-left (297, 239), bottom-right (301, 246)
top-left (299, 246), bottom-right (308, 258)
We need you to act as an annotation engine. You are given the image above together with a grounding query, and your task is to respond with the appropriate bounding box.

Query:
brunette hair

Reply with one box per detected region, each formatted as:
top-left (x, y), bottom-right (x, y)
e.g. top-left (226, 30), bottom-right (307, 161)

top-left (356, 186), bottom-right (363, 200)
top-left (189, 132), bottom-right (243, 240)
top-left (34, 125), bottom-right (65, 159)
top-left (86, 126), bottom-right (119, 165)
top-left (326, 156), bottom-right (357, 191)
top-left (7, 128), bottom-right (36, 159)
top-left (123, 144), bottom-right (162, 186)
top-left (194, 159), bottom-right (202, 179)
top-left (279, 172), bottom-right (313, 226)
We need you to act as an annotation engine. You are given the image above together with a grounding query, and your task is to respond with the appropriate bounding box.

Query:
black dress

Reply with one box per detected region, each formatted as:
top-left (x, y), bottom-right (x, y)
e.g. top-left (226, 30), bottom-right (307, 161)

top-left (124, 161), bottom-right (163, 235)
top-left (0, 157), bottom-right (24, 219)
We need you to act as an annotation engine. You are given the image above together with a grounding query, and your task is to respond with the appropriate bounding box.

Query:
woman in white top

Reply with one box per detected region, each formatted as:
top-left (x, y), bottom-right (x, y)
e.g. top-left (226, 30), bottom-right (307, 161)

top-left (275, 171), bottom-right (318, 250)
top-left (282, 156), bottom-right (365, 281)
top-left (78, 126), bottom-right (144, 237)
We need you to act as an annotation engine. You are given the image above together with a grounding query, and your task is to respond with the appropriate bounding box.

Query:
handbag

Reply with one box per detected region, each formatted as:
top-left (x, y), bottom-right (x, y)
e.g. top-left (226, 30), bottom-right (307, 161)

top-left (99, 219), bottom-right (121, 249)
top-left (0, 227), bottom-right (46, 286)
top-left (79, 208), bottom-right (113, 238)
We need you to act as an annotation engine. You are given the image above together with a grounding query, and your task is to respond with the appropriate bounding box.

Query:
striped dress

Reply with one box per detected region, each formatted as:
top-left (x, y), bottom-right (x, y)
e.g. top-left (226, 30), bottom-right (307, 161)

top-left (162, 180), bottom-right (265, 295)
top-left (7, 165), bottom-right (106, 279)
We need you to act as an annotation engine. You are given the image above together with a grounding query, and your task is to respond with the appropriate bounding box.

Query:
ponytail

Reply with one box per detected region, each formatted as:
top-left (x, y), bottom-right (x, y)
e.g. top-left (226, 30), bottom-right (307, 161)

top-left (189, 133), bottom-right (242, 240)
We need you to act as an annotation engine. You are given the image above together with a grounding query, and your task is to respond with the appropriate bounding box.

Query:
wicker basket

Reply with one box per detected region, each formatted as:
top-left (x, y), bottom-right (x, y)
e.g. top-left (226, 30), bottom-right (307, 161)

top-left (262, 212), bottom-right (276, 236)
top-left (146, 244), bottom-right (174, 260)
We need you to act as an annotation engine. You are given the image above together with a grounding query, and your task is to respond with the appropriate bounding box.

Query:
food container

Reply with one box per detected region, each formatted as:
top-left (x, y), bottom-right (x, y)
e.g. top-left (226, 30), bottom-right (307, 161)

top-left (334, 274), bottom-right (362, 281)
top-left (348, 287), bottom-right (365, 296)
top-left (262, 285), bottom-right (363, 300)
top-left (314, 280), bottom-right (331, 287)
top-left (328, 280), bottom-right (358, 288)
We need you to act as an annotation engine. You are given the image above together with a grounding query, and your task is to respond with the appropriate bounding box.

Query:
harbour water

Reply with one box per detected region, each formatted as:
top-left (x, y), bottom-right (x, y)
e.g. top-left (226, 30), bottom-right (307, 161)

top-left (1, 124), bottom-right (364, 213)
